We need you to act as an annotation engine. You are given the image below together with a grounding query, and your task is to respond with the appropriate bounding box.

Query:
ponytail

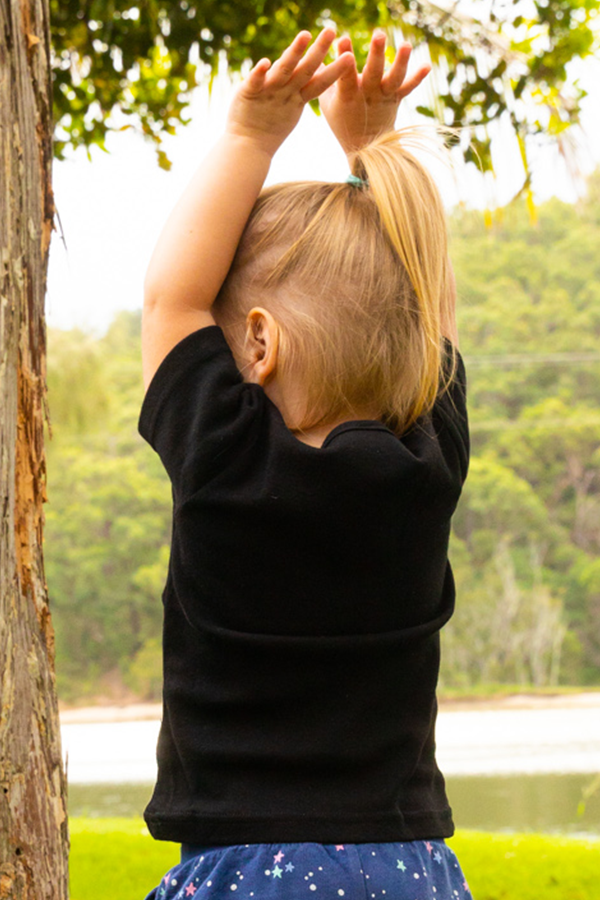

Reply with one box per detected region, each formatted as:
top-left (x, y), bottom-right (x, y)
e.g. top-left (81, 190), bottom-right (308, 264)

top-left (351, 129), bottom-right (456, 423)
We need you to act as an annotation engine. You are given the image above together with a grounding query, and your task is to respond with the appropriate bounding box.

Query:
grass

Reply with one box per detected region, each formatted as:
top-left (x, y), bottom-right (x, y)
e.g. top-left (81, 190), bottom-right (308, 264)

top-left (69, 818), bottom-right (600, 900)
top-left (447, 830), bottom-right (600, 900)
top-left (69, 818), bottom-right (179, 900)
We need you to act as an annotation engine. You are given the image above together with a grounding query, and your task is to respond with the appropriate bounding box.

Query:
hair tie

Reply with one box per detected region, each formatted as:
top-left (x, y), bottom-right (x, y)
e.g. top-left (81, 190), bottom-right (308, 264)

top-left (346, 174), bottom-right (369, 189)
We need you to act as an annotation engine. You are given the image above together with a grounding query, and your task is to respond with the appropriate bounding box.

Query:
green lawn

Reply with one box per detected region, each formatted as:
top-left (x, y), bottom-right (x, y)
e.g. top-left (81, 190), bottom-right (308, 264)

top-left (447, 831), bottom-right (600, 900)
top-left (70, 818), bottom-right (600, 900)
top-left (70, 818), bottom-right (178, 900)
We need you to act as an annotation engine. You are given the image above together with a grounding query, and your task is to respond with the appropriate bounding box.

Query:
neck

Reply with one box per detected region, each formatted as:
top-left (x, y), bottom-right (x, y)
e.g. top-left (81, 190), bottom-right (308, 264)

top-left (290, 414), bottom-right (379, 448)
top-left (289, 422), bottom-right (338, 448)
top-left (264, 377), bottom-right (376, 448)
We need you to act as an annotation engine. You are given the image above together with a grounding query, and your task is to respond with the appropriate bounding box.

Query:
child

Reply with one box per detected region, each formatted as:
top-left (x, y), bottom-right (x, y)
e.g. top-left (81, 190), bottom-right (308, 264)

top-left (139, 26), bottom-right (471, 900)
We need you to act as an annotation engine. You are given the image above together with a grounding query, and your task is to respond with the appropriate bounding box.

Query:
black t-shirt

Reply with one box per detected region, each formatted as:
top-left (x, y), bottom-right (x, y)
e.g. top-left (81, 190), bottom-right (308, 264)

top-left (138, 325), bottom-right (469, 845)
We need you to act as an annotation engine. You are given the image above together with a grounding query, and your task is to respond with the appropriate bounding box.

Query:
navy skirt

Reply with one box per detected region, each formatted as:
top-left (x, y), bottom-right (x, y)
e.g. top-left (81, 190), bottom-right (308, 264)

top-left (144, 840), bottom-right (473, 899)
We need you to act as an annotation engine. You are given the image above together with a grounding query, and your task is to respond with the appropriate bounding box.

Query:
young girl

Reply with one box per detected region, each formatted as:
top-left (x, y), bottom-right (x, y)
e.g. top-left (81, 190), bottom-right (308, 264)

top-left (139, 27), bottom-right (471, 900)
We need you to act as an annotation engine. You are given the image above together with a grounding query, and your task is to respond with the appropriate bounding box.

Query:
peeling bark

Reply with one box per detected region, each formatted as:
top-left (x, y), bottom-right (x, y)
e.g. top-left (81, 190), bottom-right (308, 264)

top-left (0, 1), bottom-right (69, 898)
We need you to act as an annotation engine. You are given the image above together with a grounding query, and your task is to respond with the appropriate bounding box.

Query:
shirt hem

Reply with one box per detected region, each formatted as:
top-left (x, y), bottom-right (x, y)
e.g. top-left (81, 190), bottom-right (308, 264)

top-left (144, 810), bottom-right (455, 845)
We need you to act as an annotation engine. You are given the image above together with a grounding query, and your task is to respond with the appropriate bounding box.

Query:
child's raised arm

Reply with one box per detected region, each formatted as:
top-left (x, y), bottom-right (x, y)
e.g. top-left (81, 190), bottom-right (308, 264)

top-left (142, 28), bottom-right (353, 390)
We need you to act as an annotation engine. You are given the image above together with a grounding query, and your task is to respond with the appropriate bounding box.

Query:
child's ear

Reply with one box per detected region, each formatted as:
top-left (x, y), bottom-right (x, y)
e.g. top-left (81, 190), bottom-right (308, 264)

top-left (245, 307), bottom-right (279, 386)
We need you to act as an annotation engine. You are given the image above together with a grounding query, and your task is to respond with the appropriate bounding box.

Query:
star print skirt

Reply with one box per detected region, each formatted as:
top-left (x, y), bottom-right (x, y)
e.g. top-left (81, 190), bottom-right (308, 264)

top-left (143, 840), bottom-right (474, 900)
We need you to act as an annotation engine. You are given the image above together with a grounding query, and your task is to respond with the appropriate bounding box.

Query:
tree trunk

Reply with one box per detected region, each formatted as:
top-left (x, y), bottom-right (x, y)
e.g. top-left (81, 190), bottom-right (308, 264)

top-left (0, 1), bottom-right (69, 898)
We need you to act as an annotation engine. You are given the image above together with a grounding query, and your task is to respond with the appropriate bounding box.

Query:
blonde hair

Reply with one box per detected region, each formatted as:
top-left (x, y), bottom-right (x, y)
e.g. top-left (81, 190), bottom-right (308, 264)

top-left (215, 128), bottom-right (456, 436)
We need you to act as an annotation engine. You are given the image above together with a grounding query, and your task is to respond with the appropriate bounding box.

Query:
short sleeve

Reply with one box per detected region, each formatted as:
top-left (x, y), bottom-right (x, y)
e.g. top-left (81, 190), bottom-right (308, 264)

top-left (431, 341), bottom-right (469, 483)
top-left (138, 326), bottom-right (264, 500)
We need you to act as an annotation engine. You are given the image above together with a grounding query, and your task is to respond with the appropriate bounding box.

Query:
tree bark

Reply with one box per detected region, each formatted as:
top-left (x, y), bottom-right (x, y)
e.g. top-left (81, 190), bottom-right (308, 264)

top-left (0, 1), bottom-right (69, 898)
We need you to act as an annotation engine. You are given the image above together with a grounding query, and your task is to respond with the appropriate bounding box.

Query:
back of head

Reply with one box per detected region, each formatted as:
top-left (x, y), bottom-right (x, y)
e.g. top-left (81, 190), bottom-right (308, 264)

top-left (215, 128), bottom-right (454, 435)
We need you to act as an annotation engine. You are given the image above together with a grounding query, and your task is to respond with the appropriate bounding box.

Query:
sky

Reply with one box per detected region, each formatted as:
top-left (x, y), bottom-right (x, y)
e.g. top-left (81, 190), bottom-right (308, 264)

top-left (46, 34), bottom-right (600, 336)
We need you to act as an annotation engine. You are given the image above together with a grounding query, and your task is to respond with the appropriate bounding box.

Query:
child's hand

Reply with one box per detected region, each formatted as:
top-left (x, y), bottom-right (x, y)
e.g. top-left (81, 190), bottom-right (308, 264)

top-left (226, 28), bottom-right (354, 159)
top-left (319, 31), bottom-right (431, 155)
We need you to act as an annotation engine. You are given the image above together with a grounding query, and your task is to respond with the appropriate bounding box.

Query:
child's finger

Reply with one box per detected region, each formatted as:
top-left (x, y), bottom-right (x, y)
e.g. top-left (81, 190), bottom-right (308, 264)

top-left (291, 27), bottom-right (338, 86)
top-left (337, 35), bottom-right (353, 58)
top-left (395, 63), bottom-right (431, 99)
top-left (268, 30), bottom-right (312, 86)
top-left (362, 30), bottom-right (387, 92)
top-left (301, 52), bottom-right (355, 102)
top-left (336, 53), bottom-right (360, 98)
top-left (245, 58), bottom-right (272, 93)
top-left (381, 42), bottom-right (412, 96)
top-left (334, 34), bottom-right (359, 97)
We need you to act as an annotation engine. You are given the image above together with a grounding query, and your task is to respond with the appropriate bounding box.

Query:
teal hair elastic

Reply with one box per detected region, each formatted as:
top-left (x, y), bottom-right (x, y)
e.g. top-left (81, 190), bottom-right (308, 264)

top-left (346, 174), bottom-right (369, 188)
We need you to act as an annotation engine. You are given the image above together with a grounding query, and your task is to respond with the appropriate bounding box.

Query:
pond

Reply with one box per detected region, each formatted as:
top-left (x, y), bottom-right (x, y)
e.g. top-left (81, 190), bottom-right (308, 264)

top-left (68, 774), bottom-right (600, 836)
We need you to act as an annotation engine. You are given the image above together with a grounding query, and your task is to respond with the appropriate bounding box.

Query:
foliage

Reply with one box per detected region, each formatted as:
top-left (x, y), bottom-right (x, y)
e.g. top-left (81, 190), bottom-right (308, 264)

top-left (45, 176), bottom-right (600, 700)
top-left (440, 175), bottom-right (600, 687)
top-left (68, 819), bottom-right (600, 900)
top-left (50, 1), bottom-right (599, 193)
top-left (45, 312), bottom-right (172, 701)
top-left (124, 635), bottom-right (164, 700)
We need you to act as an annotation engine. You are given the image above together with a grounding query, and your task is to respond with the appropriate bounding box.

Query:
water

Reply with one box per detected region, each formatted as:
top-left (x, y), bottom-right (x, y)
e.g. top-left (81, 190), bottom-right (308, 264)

top-left (446, 773), bottom-right (600, 834)
top-left (62, 720), bottom-right (160, 783)
top-left (434, 705), bottom-right (600, 776)
top-left (67, 774), bottom-right (600, 835)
